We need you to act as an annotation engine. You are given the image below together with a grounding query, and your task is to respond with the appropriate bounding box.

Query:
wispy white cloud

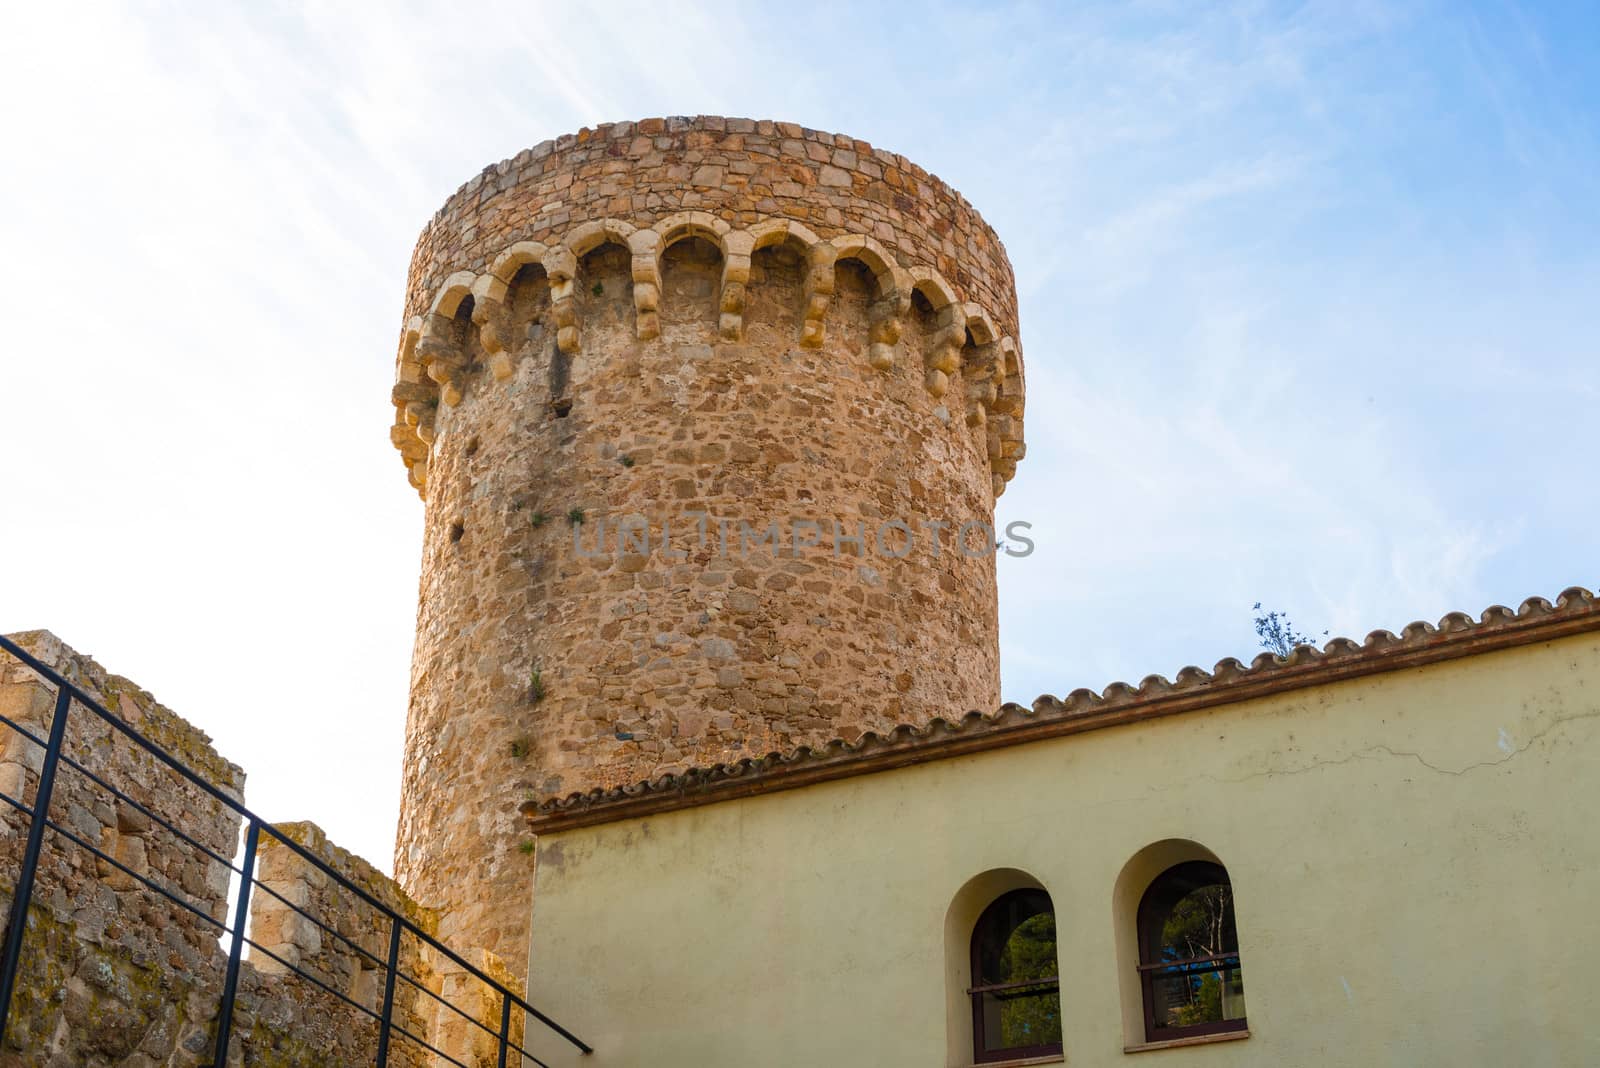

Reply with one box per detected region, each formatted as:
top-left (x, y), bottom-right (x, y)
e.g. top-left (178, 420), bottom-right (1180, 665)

top-left (2, 0), bottom-right (1596, 871)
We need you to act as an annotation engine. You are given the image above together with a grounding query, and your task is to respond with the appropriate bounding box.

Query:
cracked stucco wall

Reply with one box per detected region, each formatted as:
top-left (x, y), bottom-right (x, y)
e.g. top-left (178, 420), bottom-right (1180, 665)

top-left (518, 632), bottom-right (1600, 1068)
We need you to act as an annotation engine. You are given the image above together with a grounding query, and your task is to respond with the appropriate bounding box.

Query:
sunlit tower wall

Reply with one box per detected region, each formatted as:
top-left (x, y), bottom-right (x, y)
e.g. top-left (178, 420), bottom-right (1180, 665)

top-left (388, 117), bottom-right (1028, 969)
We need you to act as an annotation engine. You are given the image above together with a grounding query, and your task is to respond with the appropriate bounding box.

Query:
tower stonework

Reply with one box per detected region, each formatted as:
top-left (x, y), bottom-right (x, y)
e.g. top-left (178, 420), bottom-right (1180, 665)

top-left (390, 117), bottom-right (1027, 968)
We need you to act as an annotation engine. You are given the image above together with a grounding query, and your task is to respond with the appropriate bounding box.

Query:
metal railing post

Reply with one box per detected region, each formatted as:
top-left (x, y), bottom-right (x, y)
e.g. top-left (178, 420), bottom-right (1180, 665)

top-left (0, 685), bottom-right (71, 1042)
top-left (497, 990), bottom-right (513, 1068)
top-left (212, 819), bottom-right (259, 1068)
top-left (374, 915), bottom-right (402, 1066)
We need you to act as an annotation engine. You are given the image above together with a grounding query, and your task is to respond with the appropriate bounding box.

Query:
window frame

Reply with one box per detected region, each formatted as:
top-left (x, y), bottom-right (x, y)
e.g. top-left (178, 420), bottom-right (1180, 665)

top-left (1135, 861), bottom-right (1248, 1044)
top-left (968, 887), bottom-right (1064, 1064)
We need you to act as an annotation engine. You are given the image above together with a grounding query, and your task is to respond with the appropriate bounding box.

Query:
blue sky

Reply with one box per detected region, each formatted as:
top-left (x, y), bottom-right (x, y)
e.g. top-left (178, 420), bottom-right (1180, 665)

top-left (2, 1), bottom-right (1595, 870)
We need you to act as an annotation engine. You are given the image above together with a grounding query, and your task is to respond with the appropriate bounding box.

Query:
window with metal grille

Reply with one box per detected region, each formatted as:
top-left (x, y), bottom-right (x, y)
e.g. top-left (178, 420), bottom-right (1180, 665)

top-left (1136, 861), bottom-right (1247, 1042)
top-left (968, 888), bottom-right (1063, 1062)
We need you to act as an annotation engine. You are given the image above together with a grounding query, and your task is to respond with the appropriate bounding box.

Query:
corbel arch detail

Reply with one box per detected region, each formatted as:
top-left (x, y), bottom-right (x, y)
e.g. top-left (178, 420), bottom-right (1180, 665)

top-left (958, 303), bottom-right (1003, 429)
top-left (417, 273), bottom-right (479, 408)
top-left (391, 215), bottom-right (1027, 501)
top-left (470, 241), bottom-right (554, 379)
top-left (906, 266), bottom-right (964, 398)
top-left (653, 210), bottom-right (731, 247)
top-left (987, 336), bottom-right (1026, 497)
top-left (564, 218), bottom-right (638, 258)
top-left (427, 271), bottom-right (479, 319)
top-left (627, 229), bottom-right (663, 341)
top-left (542, 245), bottom-right (580, 354)
top-left (745, 220), bottom-right (832, 346)
top-left (392, 318), bottom-right (435, 496)
top-left (830, 233), bottom-right (909, 371)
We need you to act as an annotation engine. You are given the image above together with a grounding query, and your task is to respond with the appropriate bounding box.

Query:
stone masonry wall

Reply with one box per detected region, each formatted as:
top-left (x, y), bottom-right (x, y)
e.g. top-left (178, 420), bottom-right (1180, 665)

top-left (402, 116), bottom-right (1020, 350)
top-left (0, 632), bottom-right (480, 1067)
top-left (0, 631), bottom-right (243, 1066)
top-left (390, 118), bottom-right (1028, 976)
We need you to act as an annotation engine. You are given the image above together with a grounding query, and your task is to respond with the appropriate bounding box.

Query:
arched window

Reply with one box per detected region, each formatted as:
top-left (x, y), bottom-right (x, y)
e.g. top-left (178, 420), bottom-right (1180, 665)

top-left (968, 888), bottom-right (1062, 1063)
top-left (1136, 861), bottom-right (1247, 1042)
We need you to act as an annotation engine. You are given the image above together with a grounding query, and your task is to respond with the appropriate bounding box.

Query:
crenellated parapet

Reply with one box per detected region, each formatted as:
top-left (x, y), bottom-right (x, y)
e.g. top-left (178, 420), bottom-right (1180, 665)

top-left (389, 117), bottom-right (1026, 500)
top-left (391, 214), bottom-right (1024, 498)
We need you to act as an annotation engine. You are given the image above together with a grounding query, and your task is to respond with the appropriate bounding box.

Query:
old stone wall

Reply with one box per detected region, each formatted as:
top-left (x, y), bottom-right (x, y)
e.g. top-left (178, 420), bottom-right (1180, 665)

top-left (389, 118), bottom-right (1029, 972)
top-left (0, 632), bottom-right (479, 1067)
top-left (0, 630), bottom-right (244, 1065)
top-left (401, 116), bottom-right (1020, 350)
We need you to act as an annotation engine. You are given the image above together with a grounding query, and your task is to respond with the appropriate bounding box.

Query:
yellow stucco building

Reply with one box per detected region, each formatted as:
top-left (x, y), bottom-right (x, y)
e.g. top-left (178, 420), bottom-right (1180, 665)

top-left (518, 591), bottom-right (1600, 1067)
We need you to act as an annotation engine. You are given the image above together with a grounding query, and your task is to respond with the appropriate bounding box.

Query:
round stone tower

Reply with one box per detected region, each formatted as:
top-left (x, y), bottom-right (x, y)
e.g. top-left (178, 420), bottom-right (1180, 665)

top-left (389, 117), bottom-right (1027, 968)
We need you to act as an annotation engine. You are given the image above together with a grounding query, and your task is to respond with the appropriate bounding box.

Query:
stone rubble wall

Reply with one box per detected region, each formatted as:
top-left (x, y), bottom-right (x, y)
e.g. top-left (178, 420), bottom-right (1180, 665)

top-left (0, 632), bottom-right (493, 1067)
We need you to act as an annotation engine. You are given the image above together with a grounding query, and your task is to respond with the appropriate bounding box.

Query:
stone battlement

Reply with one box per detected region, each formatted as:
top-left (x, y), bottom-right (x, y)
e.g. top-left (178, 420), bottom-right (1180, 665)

top-left (401, 116), bottom-right (1018, 334)
top-left (389, 117), bottom-right (1026, 500)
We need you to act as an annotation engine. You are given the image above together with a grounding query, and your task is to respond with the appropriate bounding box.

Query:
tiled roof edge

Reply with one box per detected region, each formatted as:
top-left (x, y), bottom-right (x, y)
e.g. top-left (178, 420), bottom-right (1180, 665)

top-left (521, 586), bottom-right (1599, 833)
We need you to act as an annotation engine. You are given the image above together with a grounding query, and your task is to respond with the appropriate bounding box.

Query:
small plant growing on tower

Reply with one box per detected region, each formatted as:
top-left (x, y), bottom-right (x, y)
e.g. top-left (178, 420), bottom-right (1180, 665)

top-left (529, 668), bottom-right (546, 704)
top-left (567, 507), bottom-right (586, 525)
top-left (508, 735), bottom-right (531, 760)
top-left (591, 281), bottom-right (604, 296)
top-left (530, 511), bottom-right (548, 528)
top-left (619, 455), bottom-right (635, 468)
top-left (518, 840), bottom-right (535, 856)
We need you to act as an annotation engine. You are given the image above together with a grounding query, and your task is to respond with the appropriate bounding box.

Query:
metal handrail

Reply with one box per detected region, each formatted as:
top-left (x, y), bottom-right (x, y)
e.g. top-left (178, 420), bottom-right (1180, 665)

top-left (0, 788), bottom-right (226, 936)
top-left (0, 708), bottom-right (244, 878)
top-left (1136, 950), bottom-right (1242, 973)
top-left (0, 632), bottom-right (591, 1064)
top-left (966, 974), bottom-right (1061, 996)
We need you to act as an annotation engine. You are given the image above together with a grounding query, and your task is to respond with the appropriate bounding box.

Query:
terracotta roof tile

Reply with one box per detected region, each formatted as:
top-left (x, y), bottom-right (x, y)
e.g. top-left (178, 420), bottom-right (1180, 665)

top-left (523, 587), bottom-right (1599, 832)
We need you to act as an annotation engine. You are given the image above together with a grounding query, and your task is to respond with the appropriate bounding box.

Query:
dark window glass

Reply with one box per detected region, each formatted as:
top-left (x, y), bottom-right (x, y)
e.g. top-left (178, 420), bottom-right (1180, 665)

top-left (1136, 861), bottom-right (1247, 1041)
top-left (969, 888), bottom-right (1063, 1062)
